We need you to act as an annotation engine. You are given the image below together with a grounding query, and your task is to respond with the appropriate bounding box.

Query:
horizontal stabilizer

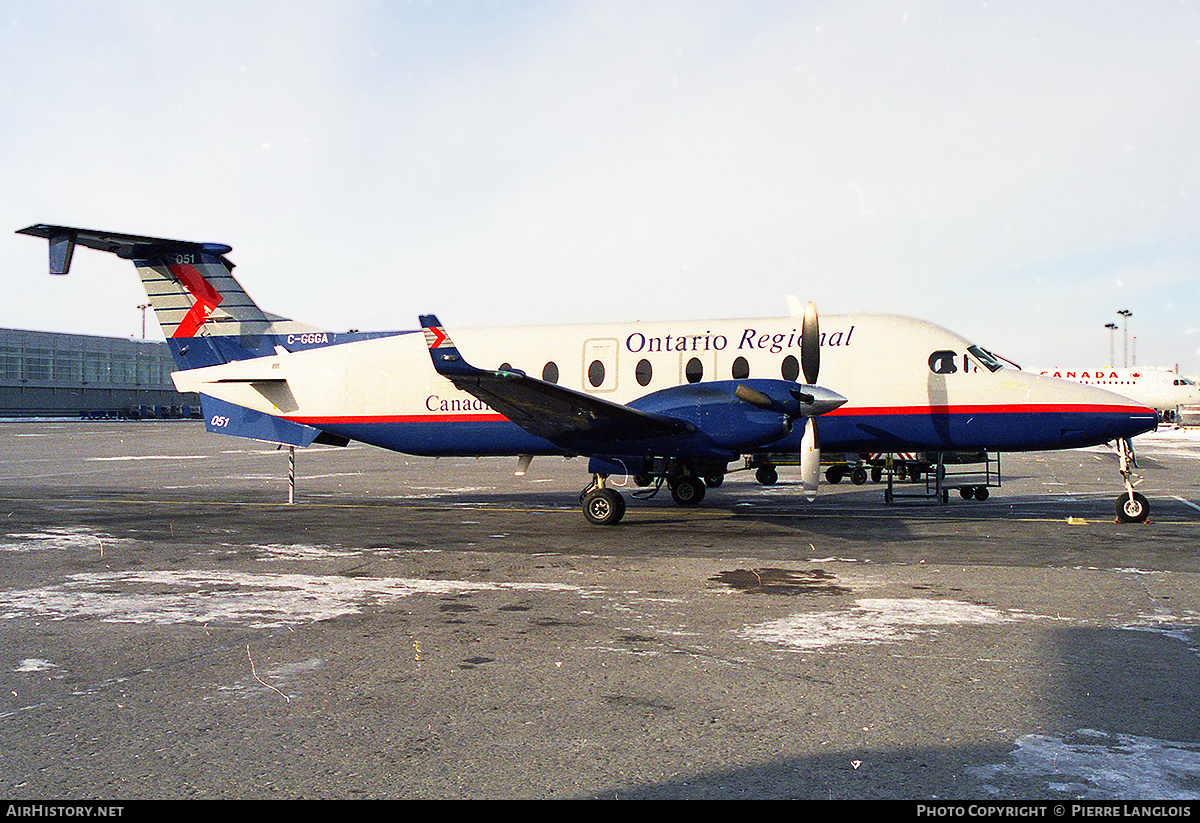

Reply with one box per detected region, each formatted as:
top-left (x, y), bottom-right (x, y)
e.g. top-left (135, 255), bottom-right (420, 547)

top-left (18, 224), bottom-right (232, 275)
top-left (200, 394), bottom-right (325, 448)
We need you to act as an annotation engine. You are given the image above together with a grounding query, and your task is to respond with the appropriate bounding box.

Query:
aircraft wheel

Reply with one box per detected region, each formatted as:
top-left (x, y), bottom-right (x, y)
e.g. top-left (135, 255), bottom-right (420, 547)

top-left (582, 488), bottom-right (625, 525)
top-left (704, 474), bottom-right (724, 488)
top-left (1115, 491), bottom-right (1149, 524)
top-left (671, 477), bottom-right (706, 506)
top-left (755, 466), bottom-right (778, 486)
top-left (851, 467), bottom-right (868, 485)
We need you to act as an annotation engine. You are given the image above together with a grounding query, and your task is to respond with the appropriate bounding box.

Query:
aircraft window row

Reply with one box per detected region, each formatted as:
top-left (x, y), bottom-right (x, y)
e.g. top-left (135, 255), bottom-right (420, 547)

top-left (542, 354), bottom-right (822, 389)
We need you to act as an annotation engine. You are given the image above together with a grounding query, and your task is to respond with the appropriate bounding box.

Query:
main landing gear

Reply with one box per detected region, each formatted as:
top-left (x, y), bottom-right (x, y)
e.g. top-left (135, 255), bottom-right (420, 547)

top-left (1113, 438), bottom-right (1150, 524)
top-left (579, 470), bottom-right (711, 525)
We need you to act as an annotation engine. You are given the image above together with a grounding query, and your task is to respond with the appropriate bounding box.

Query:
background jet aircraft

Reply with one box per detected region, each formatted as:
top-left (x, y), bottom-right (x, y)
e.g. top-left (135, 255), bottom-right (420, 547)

top-left (1036, 367), bottom-right (1200, 421)
top-left (19, 224), bottom-right (1160, 524)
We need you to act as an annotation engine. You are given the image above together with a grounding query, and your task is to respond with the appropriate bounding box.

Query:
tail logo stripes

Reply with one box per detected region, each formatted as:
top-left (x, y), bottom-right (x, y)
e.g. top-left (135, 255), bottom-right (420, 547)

top-left (168, 262), bottom-right (224, 338)
top-left (423, 325), bottom-right (449, 350)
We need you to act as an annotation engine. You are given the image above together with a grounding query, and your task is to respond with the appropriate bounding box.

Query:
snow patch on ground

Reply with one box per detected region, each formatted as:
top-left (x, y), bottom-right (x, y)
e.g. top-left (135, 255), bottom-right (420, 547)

top-left (0, 570), bottom-right (577, 629)
top-left (743, 598), bottom-right (1035, 651)
top-left (969, 729), bottom-right (1200, 800)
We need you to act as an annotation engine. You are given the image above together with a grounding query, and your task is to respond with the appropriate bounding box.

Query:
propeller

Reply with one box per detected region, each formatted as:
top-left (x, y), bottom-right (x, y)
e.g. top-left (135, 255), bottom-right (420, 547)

top-left (799, 301), bottom-right (821, 500)
top-left (733, 301), bottom-right (839, 501)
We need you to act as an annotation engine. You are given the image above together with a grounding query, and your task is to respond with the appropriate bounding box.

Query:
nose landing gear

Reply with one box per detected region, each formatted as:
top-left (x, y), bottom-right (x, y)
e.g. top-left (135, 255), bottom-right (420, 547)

top-left (1113, 438), bottom-right (1150, 524)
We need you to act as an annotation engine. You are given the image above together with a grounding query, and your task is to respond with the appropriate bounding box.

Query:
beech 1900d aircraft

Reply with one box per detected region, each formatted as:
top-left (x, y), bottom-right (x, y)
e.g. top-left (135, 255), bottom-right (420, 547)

top-left (18, 224), bottom-right (1161, 524)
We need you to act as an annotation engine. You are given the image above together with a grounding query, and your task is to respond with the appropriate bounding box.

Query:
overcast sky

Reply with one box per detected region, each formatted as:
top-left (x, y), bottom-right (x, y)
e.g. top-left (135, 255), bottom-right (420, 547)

top-left (2, 0), bottom-right (1198, 374)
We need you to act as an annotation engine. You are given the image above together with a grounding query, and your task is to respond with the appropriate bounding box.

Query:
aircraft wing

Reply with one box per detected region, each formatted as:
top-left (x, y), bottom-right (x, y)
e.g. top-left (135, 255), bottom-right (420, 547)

top-left (419, 315), bottom-right (691, 444)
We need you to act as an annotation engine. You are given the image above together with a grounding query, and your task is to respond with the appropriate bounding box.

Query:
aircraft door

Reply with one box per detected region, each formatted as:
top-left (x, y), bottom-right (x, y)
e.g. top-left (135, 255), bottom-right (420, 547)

top-left (583, 338), bottom-right (619, 393)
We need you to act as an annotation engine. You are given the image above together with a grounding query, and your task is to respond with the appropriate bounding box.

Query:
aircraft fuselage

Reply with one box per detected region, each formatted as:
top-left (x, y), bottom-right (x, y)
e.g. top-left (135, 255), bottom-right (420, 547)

top-left (174, 313), bottom-right (1159, 462)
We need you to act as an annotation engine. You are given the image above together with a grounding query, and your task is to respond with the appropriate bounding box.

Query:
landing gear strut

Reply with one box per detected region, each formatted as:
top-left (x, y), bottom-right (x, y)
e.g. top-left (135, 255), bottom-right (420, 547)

top-left (1113, 438), bottom-right (1150, 524)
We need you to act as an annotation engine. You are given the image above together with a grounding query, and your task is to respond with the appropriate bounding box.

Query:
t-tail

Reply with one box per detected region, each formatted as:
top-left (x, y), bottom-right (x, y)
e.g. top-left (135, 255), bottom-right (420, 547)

top-left (17, 224), bottom-right (325, 370)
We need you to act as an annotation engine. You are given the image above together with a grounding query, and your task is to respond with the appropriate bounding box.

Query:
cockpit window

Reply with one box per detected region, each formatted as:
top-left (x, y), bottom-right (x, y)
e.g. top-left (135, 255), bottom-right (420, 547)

top-left (928, 350), bottom-right (958, 375)
top-left (966, 345), bottom-right (1005, 373)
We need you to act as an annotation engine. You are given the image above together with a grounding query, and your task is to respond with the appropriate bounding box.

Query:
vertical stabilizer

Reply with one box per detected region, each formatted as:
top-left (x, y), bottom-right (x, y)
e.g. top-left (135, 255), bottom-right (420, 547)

top-left (17, 224), bottom-right (324, 367)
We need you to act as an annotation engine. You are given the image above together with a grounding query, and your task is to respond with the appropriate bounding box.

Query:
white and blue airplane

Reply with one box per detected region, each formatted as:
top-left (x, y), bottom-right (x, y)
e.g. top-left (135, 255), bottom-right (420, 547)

top-left (18, 224), bottom-right (1161, 524)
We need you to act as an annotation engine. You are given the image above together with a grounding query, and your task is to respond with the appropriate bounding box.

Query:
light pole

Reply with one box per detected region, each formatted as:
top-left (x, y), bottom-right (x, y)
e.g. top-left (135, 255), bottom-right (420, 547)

top-left (1117, 310), bottom-right (1132, 368)
top-left (137, 303), bottom-right (151, 339)
top-left (1105, 323), bottom-right (1117, 368)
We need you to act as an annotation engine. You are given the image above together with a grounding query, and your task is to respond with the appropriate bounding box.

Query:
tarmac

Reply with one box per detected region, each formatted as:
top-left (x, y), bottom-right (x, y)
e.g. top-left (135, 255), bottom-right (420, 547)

top-left (1, 420), bottom-right (1199, 800)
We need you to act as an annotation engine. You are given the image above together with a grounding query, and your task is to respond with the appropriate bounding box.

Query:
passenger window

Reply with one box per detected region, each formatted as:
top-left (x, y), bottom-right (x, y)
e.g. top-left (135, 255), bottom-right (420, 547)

top-left (685, 357), bottom-right (703, 384)
top-left (635, 359), bottom-right (653, 387)
top-left (781, 355), bottom-right (799, 382)
top-left (542, 362), bottom-right (559, 384)
top-left (588, 359), bottom-right (605, 388)
top-left (928, 350), bottom-right (958, 375)
top-left (732, 356), bottom-right (749, 380)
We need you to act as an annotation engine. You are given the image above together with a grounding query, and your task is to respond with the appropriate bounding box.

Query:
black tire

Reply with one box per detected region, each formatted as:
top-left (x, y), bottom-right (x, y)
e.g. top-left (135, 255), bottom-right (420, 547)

top-left (704, 475), bottom-right (724, 488)
top-left (871, 467), bottom-right (883, 483)
top-left (582, 488), bottom-right (625, 525)
top-left (974, 486), bottom-right (989, 501)
top-left (960, 487), bottom-right (975, 500)
top-left (825, 467), bottom-right (844, 484)
top-left (1115, 491), bottom-right (1149, 524)
top-left (755, 466), bottom-right (778, 486)
top-left (671, 476), bottom-right (706, 506)
top-left (851, 467), bottom-right (868, 485)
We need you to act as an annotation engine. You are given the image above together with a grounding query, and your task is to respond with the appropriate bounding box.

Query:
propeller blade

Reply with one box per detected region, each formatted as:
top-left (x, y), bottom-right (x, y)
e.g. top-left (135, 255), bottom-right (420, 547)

top-left (801, 301), bottom-right (820, 385)
top-left (734, 384), bottom-right (773, 409)
top-left (800, 418), bottom-right (820, 501)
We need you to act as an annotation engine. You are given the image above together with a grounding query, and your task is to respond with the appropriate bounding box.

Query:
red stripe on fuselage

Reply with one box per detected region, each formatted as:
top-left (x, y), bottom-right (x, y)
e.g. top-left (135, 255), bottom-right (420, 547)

top-left (827, 403), bottom-right (1148, 416)
top-left (284, 403), bottom-right (1149, 428)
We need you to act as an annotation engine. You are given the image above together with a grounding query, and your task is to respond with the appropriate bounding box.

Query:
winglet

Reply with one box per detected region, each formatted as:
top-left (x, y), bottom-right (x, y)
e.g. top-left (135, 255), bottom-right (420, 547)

top-left (419, 314), bottom-right (476, 377)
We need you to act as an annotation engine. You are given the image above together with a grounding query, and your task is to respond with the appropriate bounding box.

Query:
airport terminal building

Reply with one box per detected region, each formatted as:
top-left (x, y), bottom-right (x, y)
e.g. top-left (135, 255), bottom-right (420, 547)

top-left (1, 327), bottom-right (199, 418)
